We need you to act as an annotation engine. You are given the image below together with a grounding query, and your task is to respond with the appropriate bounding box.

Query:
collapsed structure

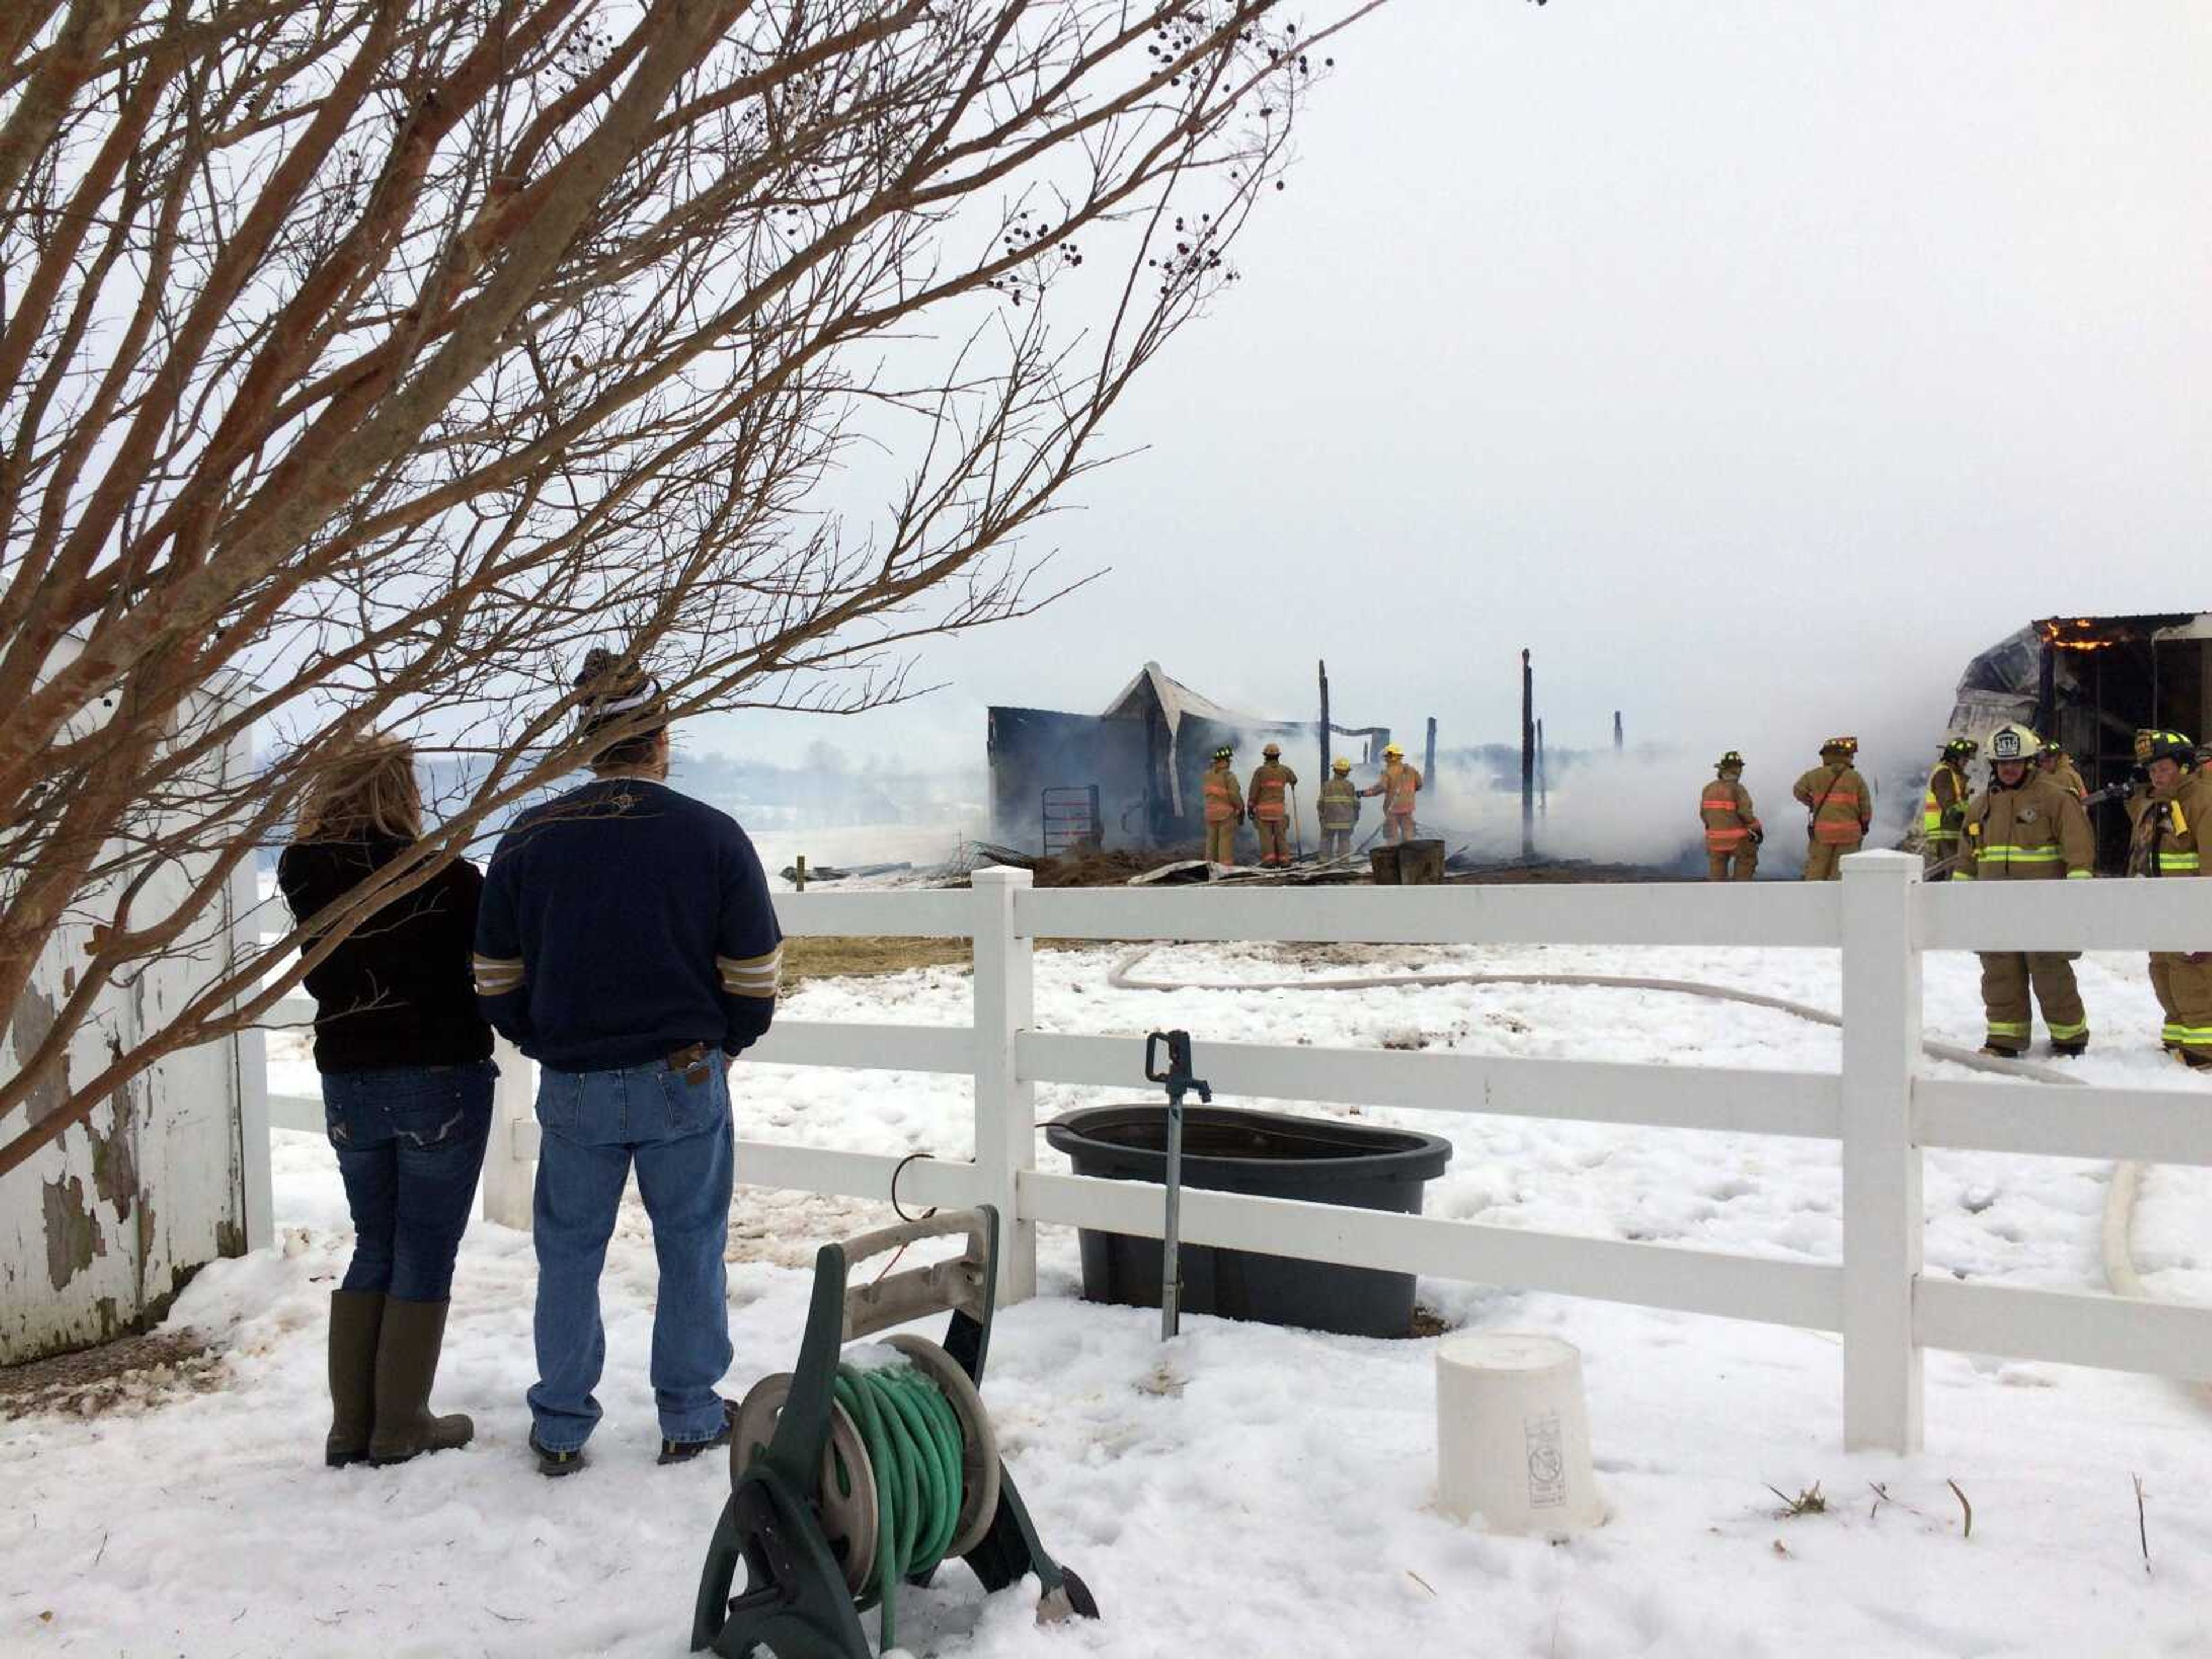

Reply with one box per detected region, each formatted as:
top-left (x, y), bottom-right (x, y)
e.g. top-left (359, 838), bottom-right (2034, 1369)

top-left (1948, 612), bottom-right (2212, 865)
top-left (987, 663), bottom-right (1390, 852)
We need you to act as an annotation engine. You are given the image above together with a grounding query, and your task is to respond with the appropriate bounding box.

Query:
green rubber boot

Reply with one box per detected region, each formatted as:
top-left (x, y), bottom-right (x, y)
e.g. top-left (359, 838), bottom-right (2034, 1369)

top-left (326, 1290), bottom-right (385, 1468)
top-left (368, 1298), bottom-right (474, 1465)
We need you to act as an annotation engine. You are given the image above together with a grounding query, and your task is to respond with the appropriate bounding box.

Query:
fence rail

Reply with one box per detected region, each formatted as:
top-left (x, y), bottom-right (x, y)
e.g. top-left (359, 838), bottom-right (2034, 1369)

top-left (253, 854), bottom-right (2212, 1453)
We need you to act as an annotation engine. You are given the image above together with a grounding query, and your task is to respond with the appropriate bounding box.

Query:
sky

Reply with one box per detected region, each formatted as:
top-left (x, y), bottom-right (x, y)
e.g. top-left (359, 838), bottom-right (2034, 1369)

top-left (695, 0), bottom-right (2211, 776)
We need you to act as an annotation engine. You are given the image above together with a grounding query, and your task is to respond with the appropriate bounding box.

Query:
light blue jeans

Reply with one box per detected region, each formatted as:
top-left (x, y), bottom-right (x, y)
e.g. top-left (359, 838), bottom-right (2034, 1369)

top-left (525, 1058), bottom-right (734, 1452)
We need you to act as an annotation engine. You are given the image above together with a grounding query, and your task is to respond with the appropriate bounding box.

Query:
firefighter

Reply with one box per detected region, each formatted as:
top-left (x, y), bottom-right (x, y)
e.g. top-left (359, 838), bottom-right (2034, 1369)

top-left (1921, 737), bottom-right (1976, 881)
top-left (1201, 744), bottom-right (1244, 865)
top-left (2037, 737), bottom-right (2086, 800)
top-left (1317, 756), bottom-right (1360, 861)
top-left (1247, 741), bottom-right (1300, 868)
top-left (1955, 724), bottom-right (2096, 1056)
top-left (1699, 752), bottom-right (1762, 881)
top-left (1793, 736), bottom-right (1871, 880)
top-left (2126, 729), bottom-right (2212, 1069)
top-left (1359, 742), bottom-right (1422, 844)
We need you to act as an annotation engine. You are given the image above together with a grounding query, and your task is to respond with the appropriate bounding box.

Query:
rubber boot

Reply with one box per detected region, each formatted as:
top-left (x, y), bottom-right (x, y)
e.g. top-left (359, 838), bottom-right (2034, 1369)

top-left (326, 1290), bottom-right (385, 1468)
top-left (368, 1298), bottom-right (474, 1465)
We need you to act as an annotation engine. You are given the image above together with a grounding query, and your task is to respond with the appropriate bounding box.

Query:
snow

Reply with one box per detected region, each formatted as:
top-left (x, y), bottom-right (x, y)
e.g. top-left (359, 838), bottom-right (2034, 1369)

top-left (7, 940), bottom-right (2211, 1657)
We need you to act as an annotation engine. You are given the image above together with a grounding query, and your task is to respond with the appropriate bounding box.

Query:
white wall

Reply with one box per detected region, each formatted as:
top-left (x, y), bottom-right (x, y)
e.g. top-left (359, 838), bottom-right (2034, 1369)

top-left (0, 649), bottom-right (253, 1365)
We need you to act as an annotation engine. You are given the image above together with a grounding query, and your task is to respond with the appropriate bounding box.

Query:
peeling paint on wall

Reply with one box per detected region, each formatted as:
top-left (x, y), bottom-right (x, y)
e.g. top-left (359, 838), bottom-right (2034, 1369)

top-left (42, 1175), bottom-right (107, 1291)
top-left (88, 1085), bottom-right (139, 1223)
top-left (10, 986), bottom-right (68, 1128)
top-left (2, 661), bottom-right (253, 1365)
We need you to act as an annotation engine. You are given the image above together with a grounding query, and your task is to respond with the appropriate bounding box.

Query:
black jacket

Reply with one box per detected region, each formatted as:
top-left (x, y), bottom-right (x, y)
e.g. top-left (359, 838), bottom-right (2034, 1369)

top-left (277, 837), bottom-right (495, 1073)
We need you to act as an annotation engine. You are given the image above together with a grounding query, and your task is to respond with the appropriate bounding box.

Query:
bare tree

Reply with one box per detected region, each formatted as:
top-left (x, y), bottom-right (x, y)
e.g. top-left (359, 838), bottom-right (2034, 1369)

top-left (0, 1), bottom-right (1382, 1177)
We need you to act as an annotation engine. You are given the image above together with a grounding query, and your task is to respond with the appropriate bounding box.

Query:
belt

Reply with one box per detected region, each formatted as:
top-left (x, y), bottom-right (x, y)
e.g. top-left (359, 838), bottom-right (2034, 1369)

top-left (665, 1041), bottom-right (716, 1082)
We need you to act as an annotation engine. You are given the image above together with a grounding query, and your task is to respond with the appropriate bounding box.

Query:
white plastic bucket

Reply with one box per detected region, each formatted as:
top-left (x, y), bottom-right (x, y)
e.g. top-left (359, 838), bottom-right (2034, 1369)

top-left (1435, 1331), bottom-right (1605, 1534)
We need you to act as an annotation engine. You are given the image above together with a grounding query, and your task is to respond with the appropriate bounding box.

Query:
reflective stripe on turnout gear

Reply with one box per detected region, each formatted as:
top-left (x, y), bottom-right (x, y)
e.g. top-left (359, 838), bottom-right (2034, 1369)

top-left (1203, 770), bottom-right (1240, 824)
top-left (1317, 777), bottom-right (1359, 830)
top-left (1961, 774), bottom-right (2095, 881)
top-left (1248, 762), bottom-right (1296, 821)
top-left (1975, 845), bottom-right (2065, 865)
top-left (1923, 762), bottom-right (1967, 837)
top-left (1701, 782), bottom-right (1758, 849)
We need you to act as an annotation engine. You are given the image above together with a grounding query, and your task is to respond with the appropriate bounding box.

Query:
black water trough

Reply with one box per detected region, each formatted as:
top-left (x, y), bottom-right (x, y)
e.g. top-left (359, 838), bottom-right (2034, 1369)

top-left (1044, 1105), bottom-right (1454, 1339)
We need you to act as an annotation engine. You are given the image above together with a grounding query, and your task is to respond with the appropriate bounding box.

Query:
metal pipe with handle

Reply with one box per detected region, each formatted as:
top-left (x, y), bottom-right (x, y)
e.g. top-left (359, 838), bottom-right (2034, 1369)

top-left (1143, 1029), bottom-right (1211, 1340)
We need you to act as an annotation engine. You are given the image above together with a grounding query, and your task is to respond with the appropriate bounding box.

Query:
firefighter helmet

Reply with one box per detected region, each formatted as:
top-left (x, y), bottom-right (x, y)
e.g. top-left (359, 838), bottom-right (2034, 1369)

top-left (1717, 751), bottom-right (1744, 772)
top-left (1942, 736), bottom-right (1977, 760)
top-left (2040, 734), bottom-right (2066, 757)
top-left (2141, 729), bottom-right (2196, 767)
top-left (1331, 756), bottom-right (1351, 773)
top-left (1820, 735), bottom-right (1858, 757)
top-left (1262, 741), bottom-right (1281, 758)
top-left (1211, 744), bottom-right (1233, 762)
top-left (1382, 743), bottom-right (1404, 758)
top-left (1987, 724), bottom-right (2041, 765)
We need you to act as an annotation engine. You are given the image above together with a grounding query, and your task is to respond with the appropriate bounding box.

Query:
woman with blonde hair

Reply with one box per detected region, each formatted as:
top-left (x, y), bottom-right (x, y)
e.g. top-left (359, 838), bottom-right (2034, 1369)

top-left (278, 737), bottom-right (493, 1467)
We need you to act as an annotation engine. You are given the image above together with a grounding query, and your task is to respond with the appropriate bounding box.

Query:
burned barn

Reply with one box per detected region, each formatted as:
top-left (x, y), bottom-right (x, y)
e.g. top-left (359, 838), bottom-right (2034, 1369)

top-left (987, 663), bottom-right (1390, 853)
top-left (1947, 612), bottom-right (2212, 868)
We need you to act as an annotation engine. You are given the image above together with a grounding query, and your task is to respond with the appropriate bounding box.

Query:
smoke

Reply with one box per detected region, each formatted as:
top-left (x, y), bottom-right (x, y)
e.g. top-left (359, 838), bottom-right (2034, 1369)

top-left (675, 638), bottom-right (1969, 872)
top-left (1432, 669), bottom-right (1960, 874)
top-left (672, 738), bottom-right (988, 835)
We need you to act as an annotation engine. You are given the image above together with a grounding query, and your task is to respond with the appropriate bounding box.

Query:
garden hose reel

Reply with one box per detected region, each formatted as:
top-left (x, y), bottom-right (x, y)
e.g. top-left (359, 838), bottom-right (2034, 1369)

top-left (691, 1205), bottom-right (1098, 1657)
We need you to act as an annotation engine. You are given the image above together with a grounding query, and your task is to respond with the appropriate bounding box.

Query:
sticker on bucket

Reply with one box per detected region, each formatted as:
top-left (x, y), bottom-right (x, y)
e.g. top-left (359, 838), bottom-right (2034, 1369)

top-left (1524, 1411), bottom-right (1567, 1510)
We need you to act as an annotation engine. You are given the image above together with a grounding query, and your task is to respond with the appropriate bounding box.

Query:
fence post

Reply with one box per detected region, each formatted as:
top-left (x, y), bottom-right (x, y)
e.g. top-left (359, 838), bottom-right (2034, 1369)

top-left (1839, 849), bottom-right (1923, 1453)
top-left (972, 865), bottom-right (1037, 1302)
top-left (480, 1039), bottom-right (536, 1230)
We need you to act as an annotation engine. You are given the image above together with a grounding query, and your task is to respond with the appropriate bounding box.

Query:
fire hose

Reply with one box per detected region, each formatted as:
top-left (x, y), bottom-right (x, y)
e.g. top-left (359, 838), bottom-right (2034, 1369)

top-left (1105, 946), bottom-right (2209, 1407)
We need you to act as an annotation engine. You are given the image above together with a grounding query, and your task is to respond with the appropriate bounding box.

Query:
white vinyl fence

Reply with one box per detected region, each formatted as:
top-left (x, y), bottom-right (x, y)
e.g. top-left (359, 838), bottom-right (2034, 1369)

top-left (260, 854), bottom-right (2212, 1455)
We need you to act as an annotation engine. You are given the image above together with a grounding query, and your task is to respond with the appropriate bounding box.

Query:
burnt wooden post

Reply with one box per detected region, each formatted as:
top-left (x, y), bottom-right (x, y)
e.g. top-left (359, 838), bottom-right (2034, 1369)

top-left (1521, 649), bottom-right (1536, 860)
top-left (1319, 658), bottom-right (1332, 779)
top-left (1614, 710), bottom-right (1623, 752)
top-left (1423, 716), bottom-right (1437, 786)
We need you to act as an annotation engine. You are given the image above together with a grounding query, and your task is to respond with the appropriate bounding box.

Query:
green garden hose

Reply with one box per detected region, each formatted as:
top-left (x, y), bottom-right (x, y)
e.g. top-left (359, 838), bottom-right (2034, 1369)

top-left (833, 1359), bottom-right (967, 1650)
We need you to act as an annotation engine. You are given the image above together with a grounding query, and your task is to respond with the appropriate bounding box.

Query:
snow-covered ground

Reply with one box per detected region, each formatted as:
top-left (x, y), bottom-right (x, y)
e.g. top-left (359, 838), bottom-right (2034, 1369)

top-left (8, 941), bottom-right (2211, 1657)
top-left (744, 819), bottom-right (984, 895)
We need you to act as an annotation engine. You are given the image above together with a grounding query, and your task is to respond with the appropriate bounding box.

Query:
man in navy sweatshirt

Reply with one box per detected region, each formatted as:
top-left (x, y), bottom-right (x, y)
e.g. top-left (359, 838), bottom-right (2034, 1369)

top-left (475, 650), bottom-right (780, 1475)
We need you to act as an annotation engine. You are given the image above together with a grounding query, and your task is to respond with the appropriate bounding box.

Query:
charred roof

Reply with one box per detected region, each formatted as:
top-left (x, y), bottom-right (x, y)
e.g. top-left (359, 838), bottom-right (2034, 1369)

top-left (2035, 612), bottom-right (2197, 653)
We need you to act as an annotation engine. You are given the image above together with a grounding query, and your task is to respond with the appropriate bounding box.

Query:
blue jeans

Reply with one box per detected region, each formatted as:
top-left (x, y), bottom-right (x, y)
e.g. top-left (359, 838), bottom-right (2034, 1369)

top-left (323, 1063), bottom-right (496, 1302)
top-left (527, 1058), bottom-right (734, 1452)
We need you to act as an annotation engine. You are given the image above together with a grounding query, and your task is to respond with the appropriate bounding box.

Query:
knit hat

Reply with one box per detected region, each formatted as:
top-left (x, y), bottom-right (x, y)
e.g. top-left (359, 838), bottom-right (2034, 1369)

top-left (574, 647), bottom-right (666, 743)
